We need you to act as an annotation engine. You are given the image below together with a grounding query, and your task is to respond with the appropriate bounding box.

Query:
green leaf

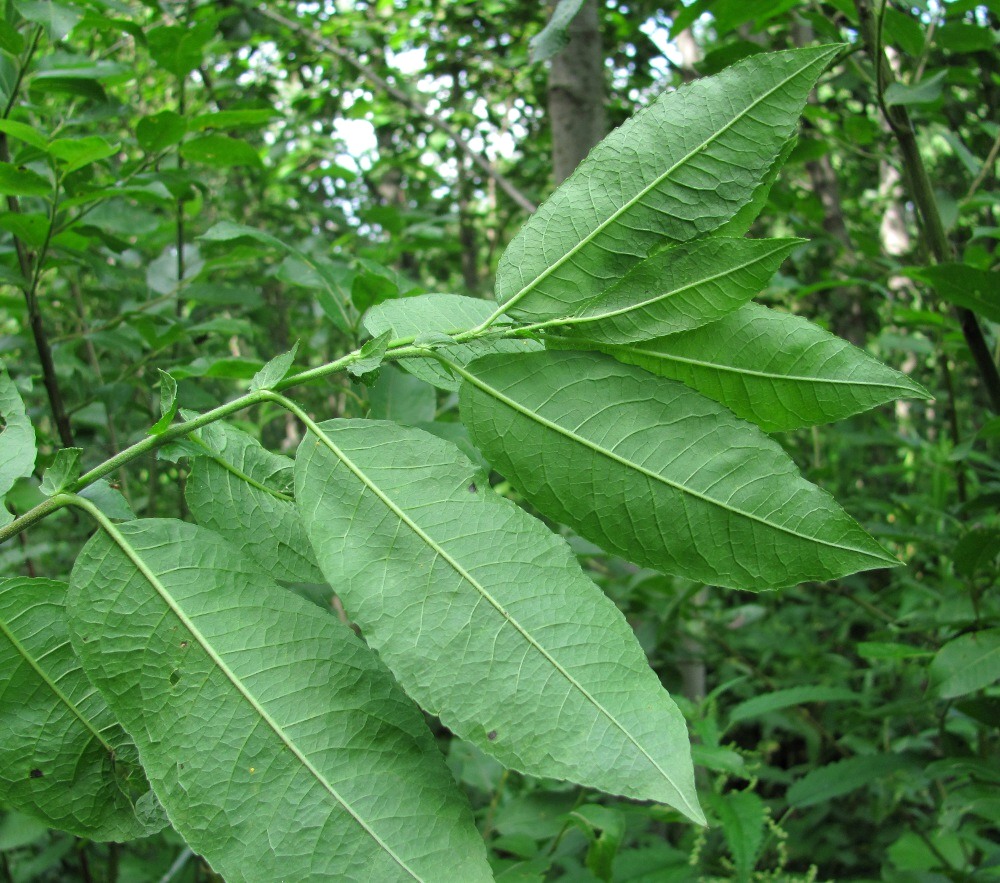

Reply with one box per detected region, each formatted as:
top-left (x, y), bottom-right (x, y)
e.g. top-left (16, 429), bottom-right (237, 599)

top-left (728, 686), bottom-right (860, 727)
top-left (0, 577), bottom-right (163, 840)
top-left (68, 518), bottom-right (492, 883)
top-left (16, 1), bottom-right (82, 41)
top-left (930, 629), bottom-right (1000, 699)
top-left (180, 134), bottom-right (262, 169)
top-left (0, 361), bottom-right (36, 526)
top-left (591, 303), bottom-right (930, 431)
top-left (185, 422), bottom-right (323, 584)
top-left (0, 211), bottom-right (50, 248)
top-left (136, 111), bottom-right (187, 153)
top-left (40, 447), bottom-right (81, 495)
top-left (856, 641), bottom-right (931, 661)
top-left (295, 419), bottom-right (704, 823)
top-left (189, 109), bottom-right (277, 130)
top-left (709, 790), bottom-right (766, 883)
top-left (568, 805), bottom-right (626, 882)
top-left (495, 45), bottom-right (842, 321)
top-left (557, 238), bottom-right (800, 344)
top-left (0, 161), bottom-right (51, 196)
top-left (78, 480), bottom-right (134, 521)
top-left (146, 21), bottom-right (214, 78)
top-left (149, 370), bottom-right (177, 435)
top-left (369, 365), bottom-right (436, 425)
top-left (953, 527), bottom-right (1000, 579)
top-left (786, 754), bottom-right (915, 808)
top-left (459, 350), bottom-right (898, 590)
top-left (715, 135), bottom-right (797, 237)
top-left (363, 293), bottom-right (541, 391)
top-left (249, 341), bottom-right (298, 391)
top-left (904, 264), bottom-right (1000, 324)
top-left (884, 70), bottom-right (946, 106)
top-left (348, 330), bottom-right (393, 378)
top-left (0, 119), bottom-right (49, 151)
top-left (200, 222), bottom-right (354, 332)
top-left (0, 20), bottom-right (25, 55)
top-left (48, 136), bottom-right (117, 173)
top-left (530, 0), bottom-right (585, 63)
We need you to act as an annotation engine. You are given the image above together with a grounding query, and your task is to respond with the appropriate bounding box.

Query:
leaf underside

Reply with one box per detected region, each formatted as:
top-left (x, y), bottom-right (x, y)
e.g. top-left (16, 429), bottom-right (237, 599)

top-left (295, 419), bottom-right (704, 823)
top-left (0, 577), bottom-right (162, 841)
top-left (68, 519), bottom-right (491, 883)
top-left (591, 303), bottom-right (931, 431)
top-left (496, 45), bottom-right (842, 321)
top-left (557, 237), bottom-right (801, 345)
top-left (185, 421), bottom-right (324, 583)
top-left (459, 350), bottom-right (897, 591)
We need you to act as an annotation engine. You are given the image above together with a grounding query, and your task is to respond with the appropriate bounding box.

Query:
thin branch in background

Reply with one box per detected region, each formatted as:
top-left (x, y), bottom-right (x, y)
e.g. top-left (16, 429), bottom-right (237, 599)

top-left (965, 127), bottom-right (1000, 199)
top-left (254, 5), bottom-right (538, 215)
top-left (0, 26), bottom-right (76, 447)
top-left (853, 0), bottom-right (1000, 414)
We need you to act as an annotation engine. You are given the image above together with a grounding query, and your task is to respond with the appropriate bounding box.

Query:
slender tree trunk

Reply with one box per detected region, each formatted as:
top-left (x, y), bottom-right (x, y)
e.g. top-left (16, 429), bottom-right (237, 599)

top-left (547, 0), bottom-right (606, 184)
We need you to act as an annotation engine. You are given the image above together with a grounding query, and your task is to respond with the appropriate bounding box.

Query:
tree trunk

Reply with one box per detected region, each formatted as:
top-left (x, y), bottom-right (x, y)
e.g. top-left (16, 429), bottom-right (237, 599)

top-left (547, 0), bottom-right (606, 184)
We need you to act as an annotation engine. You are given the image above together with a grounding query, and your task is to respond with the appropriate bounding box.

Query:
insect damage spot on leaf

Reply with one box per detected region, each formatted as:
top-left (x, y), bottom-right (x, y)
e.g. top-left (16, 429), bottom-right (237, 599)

top-left (487, 730), bottom-right (497, 741)
top-left (30, 768), bottom-right (43, 779)
top-left (468, 482), bottom-right (477, 494)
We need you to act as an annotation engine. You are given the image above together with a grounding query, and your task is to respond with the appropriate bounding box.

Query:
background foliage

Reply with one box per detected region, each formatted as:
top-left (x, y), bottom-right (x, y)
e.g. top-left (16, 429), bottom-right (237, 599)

top-left (1, 0), bottom-right (998, 880)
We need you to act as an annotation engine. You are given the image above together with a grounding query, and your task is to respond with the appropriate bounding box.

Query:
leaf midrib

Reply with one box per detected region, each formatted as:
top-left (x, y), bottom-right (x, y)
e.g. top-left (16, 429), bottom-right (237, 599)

top-left (618, 345), bottom-right (914, 389)
top-left (501, 48), bottom-right (836, 313)
top-left (0, 609), bottom-right (115, 756)
top-left (571, 240), bottom-right (793, 326)
top-left (305, 426), bottom-right (701, 819)
top-left (461, 364), bottom-right (895, 564)
top-left (97, 524), bottom-right (424, 882)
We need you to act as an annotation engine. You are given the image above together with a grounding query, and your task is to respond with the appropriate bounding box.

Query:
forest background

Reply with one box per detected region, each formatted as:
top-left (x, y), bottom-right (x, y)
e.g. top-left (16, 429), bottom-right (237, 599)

top-left (0, 0), bottom-right (998, 880)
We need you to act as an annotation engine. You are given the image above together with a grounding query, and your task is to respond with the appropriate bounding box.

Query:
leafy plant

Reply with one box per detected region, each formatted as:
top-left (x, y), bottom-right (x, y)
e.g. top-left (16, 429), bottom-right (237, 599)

top-left (1, 40), bottom-right (930, 881)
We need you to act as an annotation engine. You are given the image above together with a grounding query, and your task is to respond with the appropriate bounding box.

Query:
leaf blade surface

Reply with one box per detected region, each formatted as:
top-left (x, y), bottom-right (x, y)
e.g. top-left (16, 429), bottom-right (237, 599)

top-left (0, 577), bottom-right (162, 840)
top-left (588, 303), bottom-right (930, 431)
top-left (68, 519), bottom-right (491, 883)
top-left (295, 420), bottom-right (703, 822)
top-left (459, 350), bottom-right (897, 590)
top-left (560, 238), bottom-right (799, 344)
top-left (496, 45), bottom-right (842, 321)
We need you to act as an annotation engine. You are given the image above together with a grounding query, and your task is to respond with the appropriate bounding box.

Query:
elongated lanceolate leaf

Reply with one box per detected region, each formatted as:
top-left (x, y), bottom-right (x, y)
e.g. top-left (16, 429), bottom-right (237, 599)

top-left (591, 303), bottom-right (930, 431)
top-left (930, 629), bottom-right (1000, 699)
top-left (363, 293), bottom-right (541, 391)
top-left (295, 420), bottom-right (704, 823)
top-left (459, 350), bottom-right (897, 591)
top-left (496, 45), bottom-right (842, 322)
top-left (185, 422), bottom-right (324, 583)
top-left (560, 238), bottom-right (800, 344)
top-left (68, 519), bottom-right (491, 883)
top-left (786, 754), bottom-right (916, 808)
top-left (0, 577), bottom-right (163, 840)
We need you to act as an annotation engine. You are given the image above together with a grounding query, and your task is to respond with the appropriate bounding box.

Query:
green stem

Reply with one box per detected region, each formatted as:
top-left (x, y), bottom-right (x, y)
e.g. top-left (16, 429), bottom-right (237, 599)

top-left (2, 24), bottom-right (42, 119)
top-left (1, 324), bottom-right (527, 546)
